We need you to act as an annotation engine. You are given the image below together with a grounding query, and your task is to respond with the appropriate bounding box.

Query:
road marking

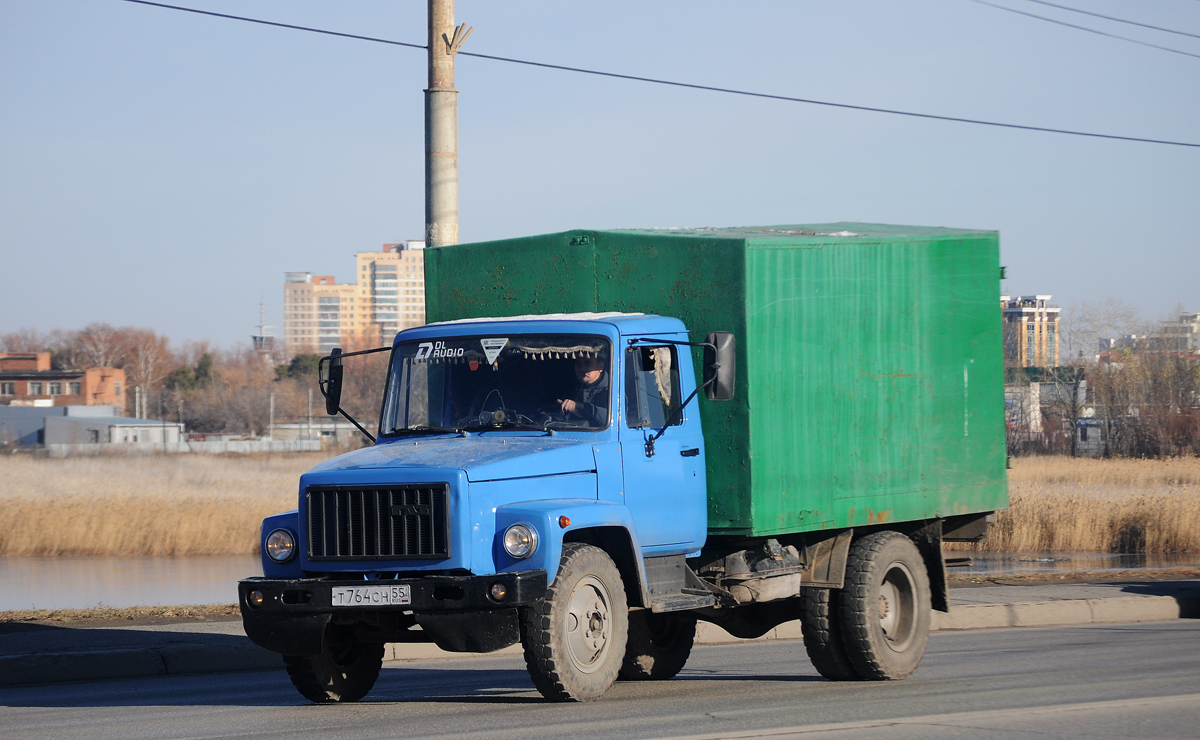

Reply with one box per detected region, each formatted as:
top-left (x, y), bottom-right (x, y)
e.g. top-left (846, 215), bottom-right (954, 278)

top-left (661, 693), bottom-right (1200, 739)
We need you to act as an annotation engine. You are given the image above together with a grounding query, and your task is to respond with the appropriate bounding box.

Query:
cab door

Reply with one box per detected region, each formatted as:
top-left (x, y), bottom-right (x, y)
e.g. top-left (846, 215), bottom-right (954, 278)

top-left (619, 342), bottom-right (707, 552)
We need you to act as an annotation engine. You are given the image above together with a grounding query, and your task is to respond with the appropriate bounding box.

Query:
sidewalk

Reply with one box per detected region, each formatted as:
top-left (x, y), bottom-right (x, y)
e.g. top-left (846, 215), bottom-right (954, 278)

top-left (2, 579), bottom-right (1197, 687)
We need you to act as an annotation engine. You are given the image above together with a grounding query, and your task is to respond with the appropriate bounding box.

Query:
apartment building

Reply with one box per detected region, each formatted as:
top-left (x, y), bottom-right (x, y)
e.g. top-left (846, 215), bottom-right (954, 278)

top-left (284, 241), bottom-right (426, 357)
top-left (1001, 295), bottom-right (1060, 368)
top-left (1157, 311), bottom-right (1200, 353)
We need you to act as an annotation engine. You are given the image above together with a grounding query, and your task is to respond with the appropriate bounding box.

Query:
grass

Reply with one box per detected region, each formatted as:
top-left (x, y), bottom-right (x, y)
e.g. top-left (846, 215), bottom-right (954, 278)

top-left (1, 453), bottom-right (1197, 556)
top-left (967, 456), bottom-right (1200, 553)
top-left (0, 453), bottom-right (332, 556)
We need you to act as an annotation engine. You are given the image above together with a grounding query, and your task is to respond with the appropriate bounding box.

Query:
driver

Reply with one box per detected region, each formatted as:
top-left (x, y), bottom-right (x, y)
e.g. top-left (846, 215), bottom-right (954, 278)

top-left (557, 355), bottom-right (609, 427)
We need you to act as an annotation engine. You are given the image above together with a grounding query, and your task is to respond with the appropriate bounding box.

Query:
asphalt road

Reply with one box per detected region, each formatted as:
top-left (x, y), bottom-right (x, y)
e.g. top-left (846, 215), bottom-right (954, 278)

top-left (2, 621), bottom-right (1198, 740)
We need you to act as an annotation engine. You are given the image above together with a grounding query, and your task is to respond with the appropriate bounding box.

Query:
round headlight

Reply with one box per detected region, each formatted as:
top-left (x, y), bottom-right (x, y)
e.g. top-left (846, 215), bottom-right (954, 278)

top-left (503, 523), bottom-right (538, 559)
top-left (265, 529), bottom-right (296, 563)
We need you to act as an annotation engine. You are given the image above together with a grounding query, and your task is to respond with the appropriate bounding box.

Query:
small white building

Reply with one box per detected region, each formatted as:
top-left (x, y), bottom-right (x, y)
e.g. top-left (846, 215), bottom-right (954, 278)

top-left (271, 419), bottom-right (364, 447)
top-left (44, 415), bottom-right (185, 446)
top-left (1004, 383), bottom-right (1042, 434)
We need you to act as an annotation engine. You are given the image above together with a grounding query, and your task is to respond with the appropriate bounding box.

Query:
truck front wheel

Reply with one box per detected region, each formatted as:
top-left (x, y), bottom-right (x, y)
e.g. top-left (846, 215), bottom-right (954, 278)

top-left (838, 531), bottom-right (931, 680)
top-left (619, 610), bottom-right (696, 680)
top-left (520, 543), bottom-right (629, 701)
top-left (282, 627), bottom-right (385, 703)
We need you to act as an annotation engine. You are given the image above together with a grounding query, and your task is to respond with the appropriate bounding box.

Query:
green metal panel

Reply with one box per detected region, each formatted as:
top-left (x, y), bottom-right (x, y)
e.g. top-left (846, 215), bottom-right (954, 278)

top-left (740, 227), bottom-right (1007, 536)
top-left (424, 224), bottom-right (1008, 537)
top-left (425, 232), bottom-right (597, 322)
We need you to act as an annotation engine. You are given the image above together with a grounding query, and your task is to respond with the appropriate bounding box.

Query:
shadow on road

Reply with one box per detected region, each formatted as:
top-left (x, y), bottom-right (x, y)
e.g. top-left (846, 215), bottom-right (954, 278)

top-left (0, 620), bottom-right (826, 708)
top-left (1117, 580), bottom-right (1200, 618)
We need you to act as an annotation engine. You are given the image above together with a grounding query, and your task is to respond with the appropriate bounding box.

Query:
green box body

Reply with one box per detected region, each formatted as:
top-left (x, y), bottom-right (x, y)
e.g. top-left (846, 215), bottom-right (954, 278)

top-left (425, 224), bottom-right (1008, 537)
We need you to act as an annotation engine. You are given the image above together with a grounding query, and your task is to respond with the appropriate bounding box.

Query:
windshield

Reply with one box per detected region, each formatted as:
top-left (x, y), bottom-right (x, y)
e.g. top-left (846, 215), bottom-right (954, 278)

top-left (380, 334), bottom-right (612, 435)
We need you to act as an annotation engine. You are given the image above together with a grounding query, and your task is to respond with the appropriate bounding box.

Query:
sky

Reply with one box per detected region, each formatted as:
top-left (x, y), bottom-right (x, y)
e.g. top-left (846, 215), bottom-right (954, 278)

top-left (1, 0), bottom-right (1197, 349)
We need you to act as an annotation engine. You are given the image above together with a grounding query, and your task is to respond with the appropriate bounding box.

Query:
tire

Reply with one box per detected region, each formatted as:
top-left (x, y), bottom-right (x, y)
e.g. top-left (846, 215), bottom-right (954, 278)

top-left (799, 587), bottom-right (861, 681)
top-left (282, 629), bottom-right (385, 703)
top-left (619, 610), bottom-right (696, 681)
top-left (521, 543), bottom-right (629, 702)
top-left (838, 531), bottom-right (931, 680)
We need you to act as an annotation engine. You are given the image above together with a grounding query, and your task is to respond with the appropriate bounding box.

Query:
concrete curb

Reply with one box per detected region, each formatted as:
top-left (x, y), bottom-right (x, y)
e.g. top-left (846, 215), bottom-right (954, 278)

top-left (931, 593), bottom-right (1200, 631)
top-left (3, 591), bottom-right (1196, 687)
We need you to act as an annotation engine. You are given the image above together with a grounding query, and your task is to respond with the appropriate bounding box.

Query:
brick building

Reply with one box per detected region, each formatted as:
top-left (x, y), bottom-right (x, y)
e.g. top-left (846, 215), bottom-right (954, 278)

top-left (0, 353), bottom-right (125, 408)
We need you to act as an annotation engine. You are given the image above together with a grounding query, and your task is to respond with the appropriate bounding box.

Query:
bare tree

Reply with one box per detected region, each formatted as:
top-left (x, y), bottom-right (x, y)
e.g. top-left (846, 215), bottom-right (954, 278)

top-left (1039, 366), bottom-right (1086, 457)
top-left (119, 329), bottom-right (173, 389)
top-left (1090, 348), bottom-right (1200, 458)
top-left (1068, 297), bottom-right (1144, 360)
top-left (76, 323), bottom-right (123, 368)
top-left (0, 328), bottom-right (49, 353)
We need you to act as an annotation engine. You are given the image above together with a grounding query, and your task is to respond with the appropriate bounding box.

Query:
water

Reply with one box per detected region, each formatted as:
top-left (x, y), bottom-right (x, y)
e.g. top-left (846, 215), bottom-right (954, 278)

top-left (0, 555), bottom-right (261, 611)
top-left (952, 551), bottom-right (1200, 576)
top-left (2, 550), bottom-right (1198, 611)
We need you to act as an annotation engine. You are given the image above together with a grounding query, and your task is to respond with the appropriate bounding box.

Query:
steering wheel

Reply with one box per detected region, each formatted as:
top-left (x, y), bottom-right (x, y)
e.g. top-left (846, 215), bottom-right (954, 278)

top-left (534, 403), bottom-right (574, 426)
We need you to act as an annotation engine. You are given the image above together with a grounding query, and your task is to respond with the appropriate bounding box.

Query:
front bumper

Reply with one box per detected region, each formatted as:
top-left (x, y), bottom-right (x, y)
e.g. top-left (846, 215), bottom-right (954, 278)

top-left (238, 570), bottom-right (547, 656)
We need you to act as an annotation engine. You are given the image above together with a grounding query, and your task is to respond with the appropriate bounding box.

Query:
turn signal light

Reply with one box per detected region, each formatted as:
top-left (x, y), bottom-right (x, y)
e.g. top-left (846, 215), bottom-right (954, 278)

top-left (490, 583), bottom-right (508, 601)
top-left (558, 516), bottom-right (571, 528)
top-left (248, 590), bottom-right (265, 608)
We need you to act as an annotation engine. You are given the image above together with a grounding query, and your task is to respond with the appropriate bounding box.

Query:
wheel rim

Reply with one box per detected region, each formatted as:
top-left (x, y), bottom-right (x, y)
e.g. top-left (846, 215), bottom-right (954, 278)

top-left (877, 561), bottom-right (917, 652)
top-left (564, 574), bottom-right (613, 673)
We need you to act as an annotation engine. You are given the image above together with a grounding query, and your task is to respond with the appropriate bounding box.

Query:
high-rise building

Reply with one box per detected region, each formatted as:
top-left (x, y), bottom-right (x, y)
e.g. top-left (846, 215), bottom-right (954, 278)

top-left (1001, 295), bottom-right (1060, 368)
top-left (1156, 311), bottom-right (1200, 353)
top-left (283, 242), bottom-right (426, 357)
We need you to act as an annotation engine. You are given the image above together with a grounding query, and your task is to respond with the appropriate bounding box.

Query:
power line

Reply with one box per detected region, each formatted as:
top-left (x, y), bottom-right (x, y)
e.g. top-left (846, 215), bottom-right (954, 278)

top-left (119, 0), bottom-right (425, 50)
top-left (117, 0), bottom-right (1200, 149)
top-left (1019, 0), bottom-right (1200, 40)
top-left (967, 0), bottom-right (1200, 60)
top-left (456, 49), bottom-right (1200, 149)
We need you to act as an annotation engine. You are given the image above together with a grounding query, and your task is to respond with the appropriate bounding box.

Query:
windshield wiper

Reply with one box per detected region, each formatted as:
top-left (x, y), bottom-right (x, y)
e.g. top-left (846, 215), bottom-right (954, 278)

top-left (390, 425), bottom-right (466, 437)
top-left (461, 421), bottom-right (555, 434)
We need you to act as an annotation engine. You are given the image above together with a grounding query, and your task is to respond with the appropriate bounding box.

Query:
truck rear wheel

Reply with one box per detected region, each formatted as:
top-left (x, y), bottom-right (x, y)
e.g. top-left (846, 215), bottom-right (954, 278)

top-left (799, 587), bottom-right (861, 681)
top-left (619, 610), bottom-right (696, 681)
top-left (838, 531), bottom-right (931, 680)
top-left (282, 629), bottom-right (385, 703)
top-left (520, 543), bottom-right (628, 701)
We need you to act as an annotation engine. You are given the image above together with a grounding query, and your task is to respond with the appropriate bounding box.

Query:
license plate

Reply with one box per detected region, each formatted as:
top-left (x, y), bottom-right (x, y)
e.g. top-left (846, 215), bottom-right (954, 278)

top-left (330, 585), bottom-right (411, 607)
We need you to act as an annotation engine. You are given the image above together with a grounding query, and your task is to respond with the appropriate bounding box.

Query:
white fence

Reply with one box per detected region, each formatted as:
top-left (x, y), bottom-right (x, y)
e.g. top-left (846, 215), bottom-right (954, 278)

top-left (46, 439), bottom-right (324, 458)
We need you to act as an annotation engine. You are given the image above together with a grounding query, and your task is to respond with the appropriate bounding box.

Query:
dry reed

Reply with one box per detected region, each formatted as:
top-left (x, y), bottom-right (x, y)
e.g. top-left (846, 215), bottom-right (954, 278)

top-left (0, 453), bottom-right (331, 556)
top-left (3, 453), bottom-right (1197, 556)
top-left (969, 456), bottom-right (1200, 553)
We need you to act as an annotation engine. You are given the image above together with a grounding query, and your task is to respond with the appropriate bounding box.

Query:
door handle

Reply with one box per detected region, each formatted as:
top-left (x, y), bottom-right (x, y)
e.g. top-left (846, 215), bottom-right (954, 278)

top-left (681, 448), bottom-right (700, 457)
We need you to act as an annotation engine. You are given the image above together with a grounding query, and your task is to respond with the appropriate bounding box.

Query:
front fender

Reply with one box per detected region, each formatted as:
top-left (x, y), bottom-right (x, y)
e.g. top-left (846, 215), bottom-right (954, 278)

top-left (259, 510), bottom-right (303, 579)
top-left (494, 499), bottom-right (644, 586)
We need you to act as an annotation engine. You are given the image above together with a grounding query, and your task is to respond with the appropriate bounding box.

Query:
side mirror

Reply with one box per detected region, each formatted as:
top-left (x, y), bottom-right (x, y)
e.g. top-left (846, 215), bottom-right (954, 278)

top-left (703, 332), bottom-right (736, 401)
top-left (320, 348), bottom-right (344, 415)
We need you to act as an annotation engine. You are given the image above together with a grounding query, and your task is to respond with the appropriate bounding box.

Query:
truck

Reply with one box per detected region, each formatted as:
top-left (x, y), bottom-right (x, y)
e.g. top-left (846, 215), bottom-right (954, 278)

top-left (240, 223), bottom-right (1008, 702)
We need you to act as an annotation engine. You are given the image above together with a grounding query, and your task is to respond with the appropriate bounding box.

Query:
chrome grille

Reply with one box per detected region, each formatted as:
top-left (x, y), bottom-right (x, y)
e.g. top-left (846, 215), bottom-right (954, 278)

top-left (306, 484), bottom-right (450, 560)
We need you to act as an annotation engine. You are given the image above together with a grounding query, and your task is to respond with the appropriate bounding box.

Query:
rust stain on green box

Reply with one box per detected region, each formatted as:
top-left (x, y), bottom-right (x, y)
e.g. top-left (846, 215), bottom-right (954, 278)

top-left (426, 224), bottom-right (1009, 536)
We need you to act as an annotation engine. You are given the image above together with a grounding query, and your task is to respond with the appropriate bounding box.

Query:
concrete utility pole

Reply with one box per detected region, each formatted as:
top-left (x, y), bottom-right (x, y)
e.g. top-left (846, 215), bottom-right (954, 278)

top-left (426, 0), bottom-right (472, 247)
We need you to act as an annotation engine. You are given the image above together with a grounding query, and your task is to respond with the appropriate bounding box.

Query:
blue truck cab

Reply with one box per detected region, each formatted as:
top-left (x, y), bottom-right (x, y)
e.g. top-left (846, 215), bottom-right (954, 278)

top-left (240, 313), bottom-right (724, 702)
